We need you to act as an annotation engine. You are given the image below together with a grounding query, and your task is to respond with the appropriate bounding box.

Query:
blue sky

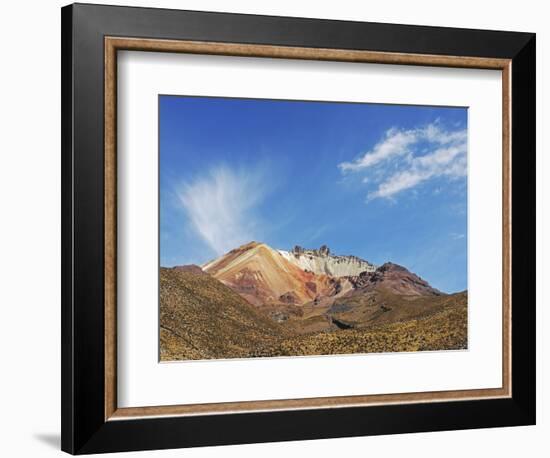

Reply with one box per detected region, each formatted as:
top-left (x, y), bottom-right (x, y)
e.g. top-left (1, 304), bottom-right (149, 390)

top-left (160, 95), bottom-right (468, 293)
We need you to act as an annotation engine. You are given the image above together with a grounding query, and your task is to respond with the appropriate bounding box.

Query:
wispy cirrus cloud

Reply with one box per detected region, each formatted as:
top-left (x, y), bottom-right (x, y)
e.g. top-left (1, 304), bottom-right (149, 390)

top-left (177, 164), bottom-right (268, 256)
top-left (338, 122), bottom-right (467, 201)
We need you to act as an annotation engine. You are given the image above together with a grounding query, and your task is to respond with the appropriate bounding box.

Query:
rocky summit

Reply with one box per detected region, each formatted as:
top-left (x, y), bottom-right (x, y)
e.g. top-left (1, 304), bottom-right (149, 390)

top-left (279, 244), bottom-right (377, 277)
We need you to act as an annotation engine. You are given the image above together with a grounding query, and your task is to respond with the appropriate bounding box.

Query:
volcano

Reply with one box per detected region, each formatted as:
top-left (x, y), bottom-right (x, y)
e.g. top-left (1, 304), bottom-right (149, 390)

top-left (162, 242), bottom-right (467, 360)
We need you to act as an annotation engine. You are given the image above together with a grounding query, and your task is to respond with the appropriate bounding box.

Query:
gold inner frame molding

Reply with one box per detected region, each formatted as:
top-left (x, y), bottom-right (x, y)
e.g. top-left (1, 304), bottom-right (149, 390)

top-left (104, 36), bottom-right (512, 421)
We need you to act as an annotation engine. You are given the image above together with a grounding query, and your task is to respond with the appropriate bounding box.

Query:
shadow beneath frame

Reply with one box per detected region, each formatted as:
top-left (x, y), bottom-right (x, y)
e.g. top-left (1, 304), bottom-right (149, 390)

top-left (34, 433), bottom-right (60, 450)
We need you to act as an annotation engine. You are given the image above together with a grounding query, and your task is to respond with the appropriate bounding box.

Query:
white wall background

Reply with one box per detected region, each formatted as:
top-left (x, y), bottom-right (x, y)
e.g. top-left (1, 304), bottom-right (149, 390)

top-left (0, 1), bottom-right (544, 456)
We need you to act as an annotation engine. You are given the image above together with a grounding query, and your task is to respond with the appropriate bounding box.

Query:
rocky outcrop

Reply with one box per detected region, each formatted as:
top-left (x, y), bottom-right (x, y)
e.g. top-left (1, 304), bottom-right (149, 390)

top-left (349, 262), bottom-right (442, 296)
top-left (279, 291), bottom-right (299, 304)
top-left (279, 245), bottom-right (376, 277)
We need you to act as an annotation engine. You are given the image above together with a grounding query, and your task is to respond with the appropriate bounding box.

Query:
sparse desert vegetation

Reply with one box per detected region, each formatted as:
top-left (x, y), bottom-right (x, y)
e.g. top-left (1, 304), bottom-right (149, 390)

top-left (160, 246), bottom-right (468, 361)
top-left (251, 297), bottom-right (467, 357)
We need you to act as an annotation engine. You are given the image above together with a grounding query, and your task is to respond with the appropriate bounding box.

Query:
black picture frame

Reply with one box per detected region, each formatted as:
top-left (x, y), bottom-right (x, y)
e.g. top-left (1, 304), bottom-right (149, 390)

top-left (61, 3), bottom-right (535, 454)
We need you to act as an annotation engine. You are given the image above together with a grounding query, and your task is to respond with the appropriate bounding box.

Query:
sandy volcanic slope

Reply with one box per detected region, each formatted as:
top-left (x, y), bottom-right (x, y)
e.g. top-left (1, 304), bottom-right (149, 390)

top-left (203, 242), bottom-right (334, 306)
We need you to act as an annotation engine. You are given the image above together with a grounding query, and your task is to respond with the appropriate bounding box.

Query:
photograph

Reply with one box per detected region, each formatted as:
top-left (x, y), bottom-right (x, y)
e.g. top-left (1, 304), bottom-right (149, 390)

top-left (159, 95), bottom-right (469, 361)
top-left (0, 1), bottom-right (541, 456)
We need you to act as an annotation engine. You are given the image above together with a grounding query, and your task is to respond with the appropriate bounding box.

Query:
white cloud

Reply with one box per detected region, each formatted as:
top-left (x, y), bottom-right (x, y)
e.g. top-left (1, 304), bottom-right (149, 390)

top-left (338, 127), bottom-right (417, 172)
top-left (339, 122), bottom-right (467, 201)
top-left (369, 169), bottom-right (430, 199)
top-left (177, 164), bottom-right (268, 255)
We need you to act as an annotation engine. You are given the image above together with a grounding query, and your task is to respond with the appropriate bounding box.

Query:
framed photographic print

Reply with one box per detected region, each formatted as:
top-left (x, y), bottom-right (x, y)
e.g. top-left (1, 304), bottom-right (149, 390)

top-left (61, 3), bottom-right (536, 454)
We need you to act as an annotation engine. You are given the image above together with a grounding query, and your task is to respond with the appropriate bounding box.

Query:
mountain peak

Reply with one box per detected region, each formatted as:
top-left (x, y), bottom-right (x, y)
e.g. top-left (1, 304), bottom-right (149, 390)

top-left (378, 262), bottom-right (408, 273)
top-left (280, 245), bottom-right (376, 277)
top-left (292, 244), bottom-right (331, 257)
top-left (202, 240), bottom-right (335, 306)
top-left (351, 262), bottom-right (442, 296)
top-left (233, 240), bottom-right (263, 251)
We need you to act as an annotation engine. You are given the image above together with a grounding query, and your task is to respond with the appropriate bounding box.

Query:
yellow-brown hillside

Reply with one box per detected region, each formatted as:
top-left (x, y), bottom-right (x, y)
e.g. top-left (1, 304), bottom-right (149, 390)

top-left (160, 267), bottom-right (287, 361)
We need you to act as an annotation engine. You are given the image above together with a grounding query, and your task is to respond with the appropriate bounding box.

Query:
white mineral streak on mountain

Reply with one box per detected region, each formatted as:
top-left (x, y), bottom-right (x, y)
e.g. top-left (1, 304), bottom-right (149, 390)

top-left (278, 245), bottom-right (376, 277)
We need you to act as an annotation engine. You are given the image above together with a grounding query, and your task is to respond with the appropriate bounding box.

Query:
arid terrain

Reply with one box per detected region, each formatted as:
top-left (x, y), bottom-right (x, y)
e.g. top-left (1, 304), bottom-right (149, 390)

top-left (160, 242), bottom-right (467, 361)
